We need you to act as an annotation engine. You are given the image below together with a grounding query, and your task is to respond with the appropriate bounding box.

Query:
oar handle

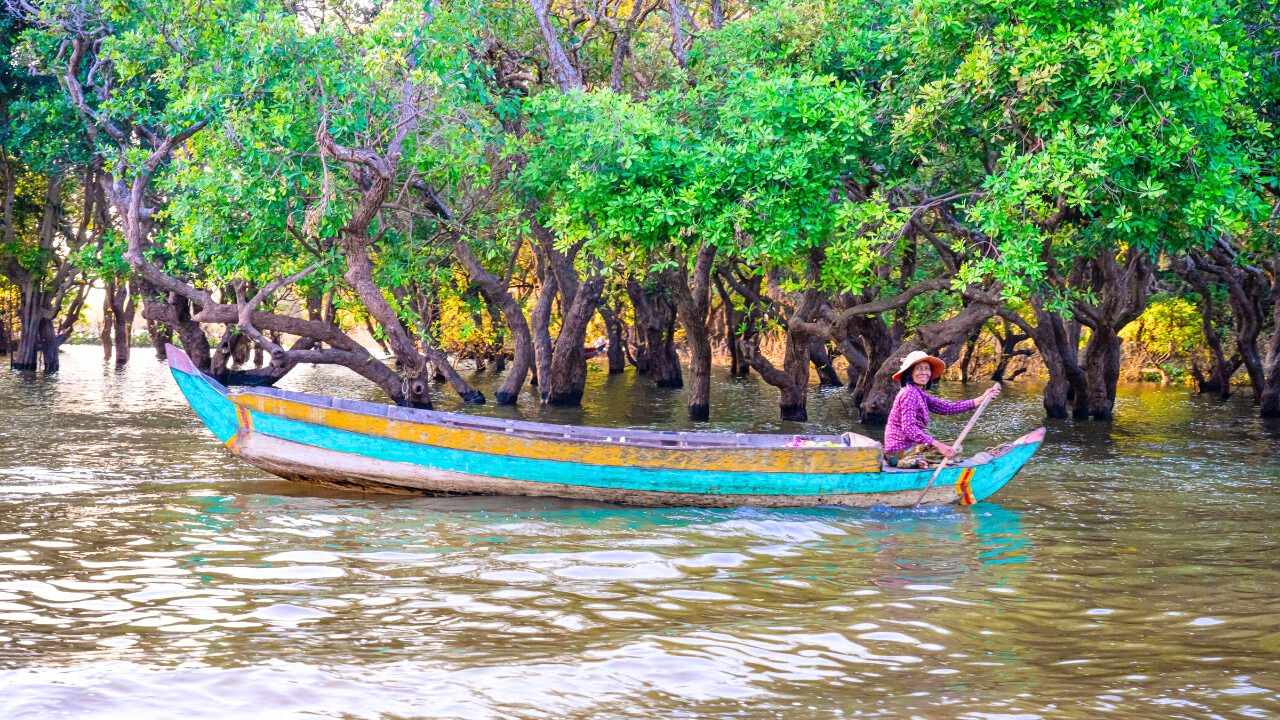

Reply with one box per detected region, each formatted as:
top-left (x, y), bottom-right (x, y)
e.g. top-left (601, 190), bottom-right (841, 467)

top-left (912, 386), bottom-right (997, 507)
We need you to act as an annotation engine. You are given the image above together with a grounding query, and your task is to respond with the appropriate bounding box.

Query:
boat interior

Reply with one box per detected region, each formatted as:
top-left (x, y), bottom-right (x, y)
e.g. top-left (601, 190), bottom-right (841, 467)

top-left (231, 384), bottom-right (884, 451)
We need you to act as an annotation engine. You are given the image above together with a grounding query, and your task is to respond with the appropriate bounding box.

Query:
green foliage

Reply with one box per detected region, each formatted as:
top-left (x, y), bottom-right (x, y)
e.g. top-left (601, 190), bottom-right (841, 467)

top-left (893, 0), bottom-right (1274, 297)
top-left (7, 0), bottom-right (1276, 371)
top-left (519, 39), bottom-right (877, 288)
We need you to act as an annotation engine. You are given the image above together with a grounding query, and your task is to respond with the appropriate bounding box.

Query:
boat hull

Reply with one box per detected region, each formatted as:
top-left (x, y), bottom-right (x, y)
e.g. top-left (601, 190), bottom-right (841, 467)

top-left (167, 345), bottom-right (1043, 507)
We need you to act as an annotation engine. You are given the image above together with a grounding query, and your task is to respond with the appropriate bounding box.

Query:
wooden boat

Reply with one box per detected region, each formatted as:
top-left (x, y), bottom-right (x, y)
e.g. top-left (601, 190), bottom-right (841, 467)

top-left (166, 344), bottom-right (1044, 507)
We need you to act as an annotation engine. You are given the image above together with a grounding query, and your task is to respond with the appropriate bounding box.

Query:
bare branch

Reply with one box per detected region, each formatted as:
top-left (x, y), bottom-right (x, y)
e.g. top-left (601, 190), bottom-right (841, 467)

top-left (528, 0), bottom-right (585, 91)
top-left (824, 276), bottom-right (952, 325)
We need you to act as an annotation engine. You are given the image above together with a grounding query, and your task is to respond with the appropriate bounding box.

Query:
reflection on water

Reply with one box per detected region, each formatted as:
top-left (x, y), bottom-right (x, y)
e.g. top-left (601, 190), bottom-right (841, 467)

top-left (0, 346), bottom-right (1277, 719)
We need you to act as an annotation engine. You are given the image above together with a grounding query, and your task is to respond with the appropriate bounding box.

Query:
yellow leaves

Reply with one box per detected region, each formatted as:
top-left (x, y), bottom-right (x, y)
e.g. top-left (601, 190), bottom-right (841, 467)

top-left (955, 38), bottom-right (996, 96)
top-left (1119, 296), bottom-right (1201, 357)
top-left (1016, 62), bottom-right (1062, 93)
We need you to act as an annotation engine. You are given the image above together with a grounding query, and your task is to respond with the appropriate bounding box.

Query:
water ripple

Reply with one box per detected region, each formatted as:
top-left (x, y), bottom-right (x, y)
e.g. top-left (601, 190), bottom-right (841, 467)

top-left (0, 346), bottom-right (1275, 718)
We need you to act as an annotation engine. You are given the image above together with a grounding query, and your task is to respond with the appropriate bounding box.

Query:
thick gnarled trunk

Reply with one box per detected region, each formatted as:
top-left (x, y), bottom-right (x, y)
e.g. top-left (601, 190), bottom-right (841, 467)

top-left (667, 245), bottom-right (716, 421)
top-left (529, 274), bottom-right (556, 392)
top-left (685, 328), bottom-right (712, 420)
top-left (544, 273), bottom-right (604, 406)
top-left (1178, 256), bottom-right (1235, 398)
top-left (989, 319), bottom-right (1032, 383)
top-left (597, 303), bottom-right (627, 375)
top-left (1261, 256), bottom-right (1280, 418)
top-left (1021, 305), bottom-right (1087, 420)
top-left (10, 285), bottom-right (61, 373)
top-left (10, 285), bottom-right (44, 371)
top-left (714, 275), bottom-right (750, 378)
top-left (742, 325), bottom-right (813, 422)
top-left (452, 238), bottom-right (532, 405)
top-left (1189, 245), bottom-right (1272, 406)
top-left (1082, 326), bottom-right (1123, 420)
top-left (627, 278), bottom-right (682, 389)
top-left (523, 220), bottom-right (604, 407)
top-left (101, 279), bottom-right (136, 369)
top-left (843, 315), bottom-right (893, 414)
top-left (810, 339), bottom-right (842, 387)
top-left (741, 287), bottom-right (820, 423)
top-left (1070, 252), bottom-right (1153, 421)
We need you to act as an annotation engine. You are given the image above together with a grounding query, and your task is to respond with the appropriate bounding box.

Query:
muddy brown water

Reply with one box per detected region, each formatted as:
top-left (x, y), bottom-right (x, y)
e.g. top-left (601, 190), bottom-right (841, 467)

top-left (1, 345), bottom-right (1277, 719)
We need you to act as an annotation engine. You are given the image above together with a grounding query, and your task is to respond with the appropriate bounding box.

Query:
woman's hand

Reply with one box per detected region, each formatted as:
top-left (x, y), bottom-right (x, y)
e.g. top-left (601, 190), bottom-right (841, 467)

top-left (983, 383), bottom-right (1003, 402)
top-left (932, 439), bottom-right (957, 459)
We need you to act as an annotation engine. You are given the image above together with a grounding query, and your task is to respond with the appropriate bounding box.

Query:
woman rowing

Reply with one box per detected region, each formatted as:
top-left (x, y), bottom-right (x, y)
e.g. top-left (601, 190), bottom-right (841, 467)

top-left (883, 350), bottom-right (1001, 469)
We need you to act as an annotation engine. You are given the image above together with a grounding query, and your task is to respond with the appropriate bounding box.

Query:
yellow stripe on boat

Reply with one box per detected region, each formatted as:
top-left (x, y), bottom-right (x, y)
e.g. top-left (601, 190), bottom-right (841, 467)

top-left (231, 393), bottom-right (883, 474)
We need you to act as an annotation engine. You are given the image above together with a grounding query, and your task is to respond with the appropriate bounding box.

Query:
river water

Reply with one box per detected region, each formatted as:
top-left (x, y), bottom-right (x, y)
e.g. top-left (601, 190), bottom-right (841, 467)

top-left (1, 345), bottom-right (1277, 719)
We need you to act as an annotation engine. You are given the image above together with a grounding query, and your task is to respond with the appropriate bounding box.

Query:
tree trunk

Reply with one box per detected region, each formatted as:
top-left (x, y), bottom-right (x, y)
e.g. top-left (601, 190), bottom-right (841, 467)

top-left (739, 279), bottom-right (819, 423)
top-left (452, 238), bottom-right (530, 405)
top-left (37, 315), bottom-right (59, 373)
top-left (837, 334), bottom-right (867, 392)
top-left (1186, 247), bottom-right (1269, 403)
top-left (147, 318), bottom-right (173, 361)
top-left (598, 303), bottom-right (628, 375)
top-left (495, 298), bottom-right (533, 404)
top-left (1261, 256), bottom-right (1280, 418)
top-left (209, 322), bottom-right (239, 377)
top-left (667, 246), bottom-right (716, 421)
top-left (778, 332), bottom-right (812, 421)
top-left (471, 286), bottom-right (527, 404)
top-left (810, 338), bottom-right (842, 387)
top-left (524, 204), bottom-right (601, 408)
top-left (101, 283), bottom-right (114, 361)
top-left (1082, 326), bottom-right (1122, 420)
top-left (543, 273), bottom-right (604, 406)
top-left (989, 320), bottom-right (1031, 383)
top-left (110, 281), bottom-right (135, 369)
top-left (714, 275), bottom-right (749, 378)
top-left (1024, 305), bottom-right (1084, 419)
top-left (11, 284), bottom-right (43, 371)
top-left (1227, 285), bottom-right (1266, 404)
top-left (336, 229), bottom-right (441, 408)
top-left (423, 345), bottom-right (485, 404)
top-left (665, 0), bottom-right (692, 67)
top-left (1071, 252), bottom-right (1153, 421)
top-left (958, 326), bottom-right (982, 383)
top-left (528, 0), bottom-right (585, 92)
top-left (1063, 319), bottom-right (1088, 418)
top-left (627, 278), bottom-right (682, 388)
top-left (1175, 256), bottom-right (1233, 397)
top-left (686, 321), bottom-right (712, 421)
top-left (529, 272), bottom-right (556, 392)
top-left (143, 293), bottom-right (213, 376)
top-left (744, 325), bottom-right (814, 422)
top-left (846, 315), bottom-right (894, 420)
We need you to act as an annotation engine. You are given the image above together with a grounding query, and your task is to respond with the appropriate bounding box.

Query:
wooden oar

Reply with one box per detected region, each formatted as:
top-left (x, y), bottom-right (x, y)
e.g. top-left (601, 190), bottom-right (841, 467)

top-left (913, 387), bottom-right (997, 507)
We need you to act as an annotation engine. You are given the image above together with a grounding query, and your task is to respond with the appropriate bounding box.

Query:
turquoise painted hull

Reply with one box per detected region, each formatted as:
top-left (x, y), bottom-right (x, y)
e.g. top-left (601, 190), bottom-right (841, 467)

top-left (169, 359), bottom-right (1042, 507)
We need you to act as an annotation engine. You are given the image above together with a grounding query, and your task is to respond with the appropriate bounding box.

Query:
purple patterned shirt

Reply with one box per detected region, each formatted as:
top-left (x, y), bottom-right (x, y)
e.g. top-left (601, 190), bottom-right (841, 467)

top-left (882, 384), bottom-right (977, 455)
